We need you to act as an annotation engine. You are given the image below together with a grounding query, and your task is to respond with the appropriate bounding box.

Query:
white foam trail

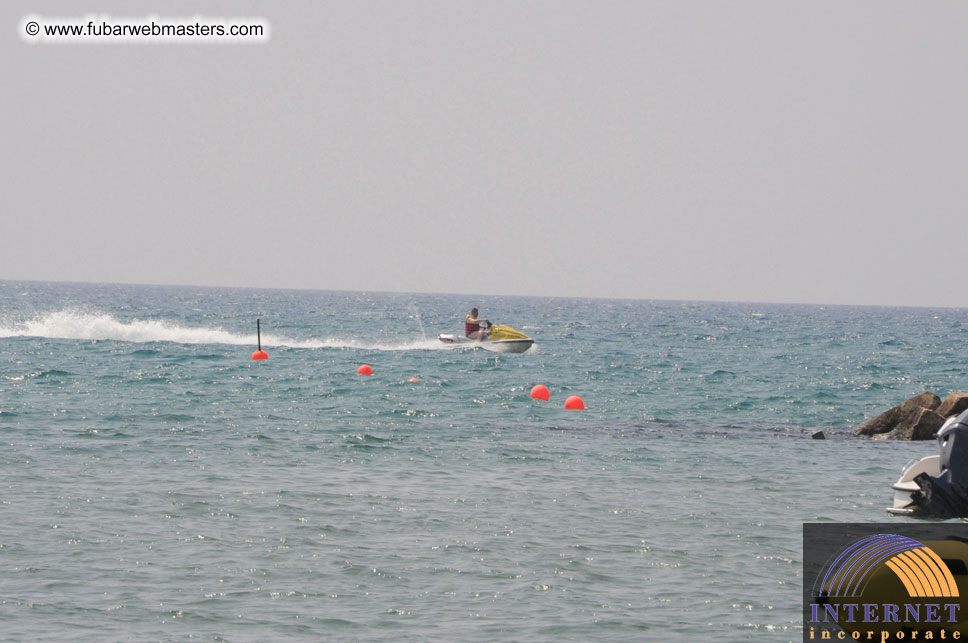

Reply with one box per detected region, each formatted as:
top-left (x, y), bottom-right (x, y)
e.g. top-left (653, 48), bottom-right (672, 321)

top-left (0, 310), bottom-right (449, 351)
top-left (292, 336), bottom-right (448, 351)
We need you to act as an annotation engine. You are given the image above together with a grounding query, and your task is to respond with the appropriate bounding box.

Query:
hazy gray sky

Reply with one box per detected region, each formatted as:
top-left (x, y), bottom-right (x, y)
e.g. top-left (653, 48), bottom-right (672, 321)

top-left (4, 2), bottom-right (967, 307)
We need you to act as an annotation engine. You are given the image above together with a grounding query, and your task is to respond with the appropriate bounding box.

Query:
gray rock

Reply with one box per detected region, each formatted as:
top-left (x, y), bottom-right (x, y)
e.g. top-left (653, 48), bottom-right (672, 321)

top-left (937, 392), bottom-right (968, 420)
top-left (855, 406), bottom-right (899, 437)
top-left (854, 392), bottom-right (941, 439)
top-left (873, 407), bottom-right (945, 441)
top-left (903, 391), bottom-right (941, 411)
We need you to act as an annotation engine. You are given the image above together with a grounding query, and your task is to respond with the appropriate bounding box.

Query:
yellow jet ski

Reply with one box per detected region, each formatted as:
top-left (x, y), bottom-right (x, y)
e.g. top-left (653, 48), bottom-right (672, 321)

top-left (437, 322), bottom-right (534, 353)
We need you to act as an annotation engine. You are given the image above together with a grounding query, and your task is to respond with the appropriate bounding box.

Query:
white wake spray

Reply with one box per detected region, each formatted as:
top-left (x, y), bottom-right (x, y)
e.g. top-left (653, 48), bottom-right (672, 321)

top-left (0, 310), bottom-right (448, 351)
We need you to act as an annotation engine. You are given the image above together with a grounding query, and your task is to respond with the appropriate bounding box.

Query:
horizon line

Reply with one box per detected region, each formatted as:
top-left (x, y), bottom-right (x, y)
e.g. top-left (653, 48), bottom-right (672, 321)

top-left (1, 277), bottom-right (966, 312)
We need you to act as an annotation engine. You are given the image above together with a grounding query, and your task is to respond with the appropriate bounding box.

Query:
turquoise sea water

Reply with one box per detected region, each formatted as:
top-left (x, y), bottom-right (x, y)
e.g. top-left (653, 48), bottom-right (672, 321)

top-left (1, 281), bottom-right (967, 641)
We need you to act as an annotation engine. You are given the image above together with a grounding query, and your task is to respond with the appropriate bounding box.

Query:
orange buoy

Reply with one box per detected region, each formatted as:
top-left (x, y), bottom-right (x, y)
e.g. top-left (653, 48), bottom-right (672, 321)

top-left (252, 319), bottom-right (268, 360)
top-left (407, 376), bottom-right (420, 382)
top-left (358, 364), bottom-right (373, 375)
top-left (564, 395), bottom-right (584, 410)
top-left (530, 384), bottom-right (550, 401)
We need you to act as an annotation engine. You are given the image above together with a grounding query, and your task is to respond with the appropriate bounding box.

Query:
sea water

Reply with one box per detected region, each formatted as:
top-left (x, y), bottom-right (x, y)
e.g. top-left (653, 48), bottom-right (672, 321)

top-left (1, 281), bottom-right (965, 641)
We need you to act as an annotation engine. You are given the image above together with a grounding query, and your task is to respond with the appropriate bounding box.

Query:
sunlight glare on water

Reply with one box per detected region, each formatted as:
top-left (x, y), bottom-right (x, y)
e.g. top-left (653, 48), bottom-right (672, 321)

top-left (1, 281), bottom-right (965, 641)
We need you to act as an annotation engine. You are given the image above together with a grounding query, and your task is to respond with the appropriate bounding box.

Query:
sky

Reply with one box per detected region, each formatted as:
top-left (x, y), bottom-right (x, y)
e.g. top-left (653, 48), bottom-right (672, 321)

top-left (4, 2), bottom-right (967, 307)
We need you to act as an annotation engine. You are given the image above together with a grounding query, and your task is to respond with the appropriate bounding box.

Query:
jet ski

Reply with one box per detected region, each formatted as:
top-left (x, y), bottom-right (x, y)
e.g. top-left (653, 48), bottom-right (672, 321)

top-left (888, 408), bottom-right (968, 518)
top-left (437, 322), bottom-right (534, 354)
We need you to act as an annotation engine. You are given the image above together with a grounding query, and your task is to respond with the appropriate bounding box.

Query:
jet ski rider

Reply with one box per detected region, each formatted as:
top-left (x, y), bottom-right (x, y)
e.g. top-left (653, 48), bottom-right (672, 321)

top-left (465, 308), bottom-right (490, 341)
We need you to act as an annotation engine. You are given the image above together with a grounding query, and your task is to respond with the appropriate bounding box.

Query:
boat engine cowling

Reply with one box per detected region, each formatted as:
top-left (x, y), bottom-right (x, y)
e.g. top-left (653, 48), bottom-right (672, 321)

top-left (908, 408), bottom-right (968, 518)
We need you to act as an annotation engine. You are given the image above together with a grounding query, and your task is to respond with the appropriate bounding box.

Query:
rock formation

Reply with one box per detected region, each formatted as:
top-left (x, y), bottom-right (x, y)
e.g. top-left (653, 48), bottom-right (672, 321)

top-left (854, 392), bottom-right (968, 440)
top-left (937, 392), bottom-right (968, 420)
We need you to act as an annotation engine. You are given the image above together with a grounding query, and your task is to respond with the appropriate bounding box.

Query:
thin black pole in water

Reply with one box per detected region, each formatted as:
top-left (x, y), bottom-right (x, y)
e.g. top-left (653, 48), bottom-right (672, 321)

top-left (252, 319), bottom-right (268, 360)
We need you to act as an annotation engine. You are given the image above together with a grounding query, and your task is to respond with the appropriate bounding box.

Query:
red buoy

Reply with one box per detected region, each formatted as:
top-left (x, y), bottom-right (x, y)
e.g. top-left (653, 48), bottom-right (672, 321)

top-left (252, 319), bottom-right (268, 360)
top-left (564, 395), bottom-right (584, 410)
top-left (530, 384), bottom-right (550, 401)
top-left (358, 364), bottom-right (373, 375)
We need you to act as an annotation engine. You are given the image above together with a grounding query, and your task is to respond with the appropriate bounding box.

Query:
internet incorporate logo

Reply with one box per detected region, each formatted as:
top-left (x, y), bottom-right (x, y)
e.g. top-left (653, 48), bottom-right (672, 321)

top-left (817, 534), bottom-right (959, 600)
top-left (803, 524), bottom-right (968, 642)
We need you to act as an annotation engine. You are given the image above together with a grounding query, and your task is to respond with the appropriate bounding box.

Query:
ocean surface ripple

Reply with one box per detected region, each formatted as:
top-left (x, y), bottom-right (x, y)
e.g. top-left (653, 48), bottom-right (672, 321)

top-left (1, 281), bottom-right (965, 641)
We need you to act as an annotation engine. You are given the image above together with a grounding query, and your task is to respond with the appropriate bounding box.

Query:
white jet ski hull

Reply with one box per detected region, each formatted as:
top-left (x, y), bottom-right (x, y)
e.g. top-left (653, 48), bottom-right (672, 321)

top-left (437, 334), bottom-right (534, 354)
